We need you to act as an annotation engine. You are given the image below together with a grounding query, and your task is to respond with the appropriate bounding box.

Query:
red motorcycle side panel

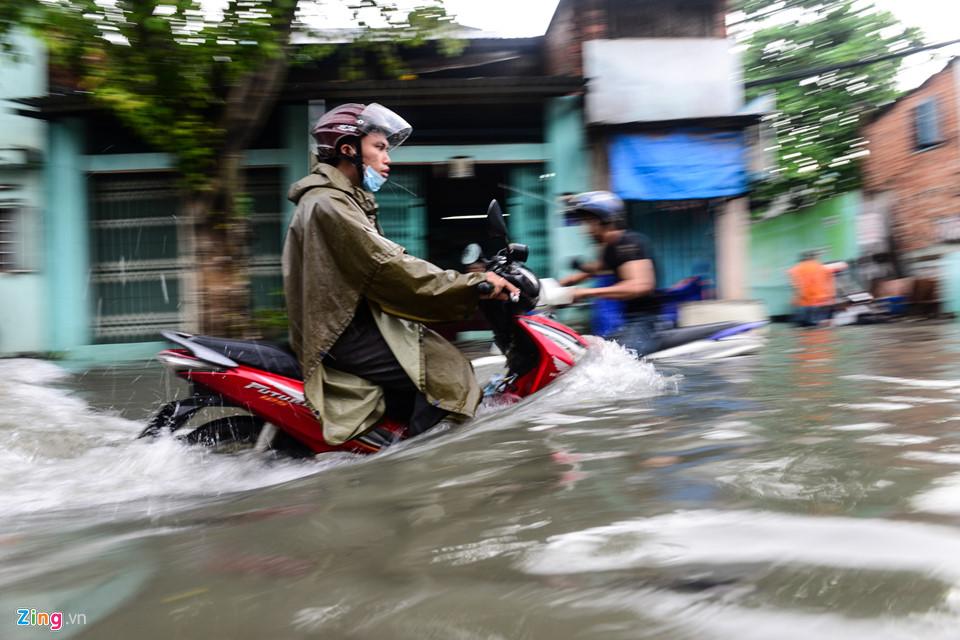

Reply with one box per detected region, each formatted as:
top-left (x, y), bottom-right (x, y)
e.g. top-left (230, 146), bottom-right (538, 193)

top-left (164, 351), bottom-right (375, 454)
top-left (160, 314), bottom-right (586, 455)
top-left (512, 315), bottom-right (588, 397)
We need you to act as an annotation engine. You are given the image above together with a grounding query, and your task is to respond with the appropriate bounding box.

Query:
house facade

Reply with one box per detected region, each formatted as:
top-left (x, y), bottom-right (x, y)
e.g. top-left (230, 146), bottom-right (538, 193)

top-left (6, 0), bottom-right (761, 359)
top-left (13, 34), bottom-right (584, 359)
top-left (0, 31), bottom-right (46, 355)
top-left (862, 59), bottom-right (960, 309)
top-left (544, 0), bottom-right (759, 299)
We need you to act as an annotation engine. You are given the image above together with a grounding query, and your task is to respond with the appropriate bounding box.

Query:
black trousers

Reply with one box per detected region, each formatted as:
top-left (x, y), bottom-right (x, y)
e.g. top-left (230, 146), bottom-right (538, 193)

top-left (323, 302), bottom-right (448, 437)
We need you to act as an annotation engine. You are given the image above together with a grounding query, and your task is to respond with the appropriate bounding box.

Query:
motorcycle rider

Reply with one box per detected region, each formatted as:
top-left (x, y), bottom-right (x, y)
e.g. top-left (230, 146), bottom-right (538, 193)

top-left (283, 103), bottom-right (517, 445)
top-left (559, 191), bottom-right (660, 355)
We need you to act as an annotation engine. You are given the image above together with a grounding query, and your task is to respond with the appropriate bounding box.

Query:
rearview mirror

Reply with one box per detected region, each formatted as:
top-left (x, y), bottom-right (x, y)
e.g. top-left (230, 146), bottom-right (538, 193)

top-left (508, 243), bottom-right (529, 263)
top-left (461, 243), bottom-right (483, 265)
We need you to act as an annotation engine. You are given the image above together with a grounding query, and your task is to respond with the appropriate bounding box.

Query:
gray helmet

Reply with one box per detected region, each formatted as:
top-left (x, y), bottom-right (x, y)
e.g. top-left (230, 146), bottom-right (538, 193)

top-left (564, 191), bottom-right (626, 228)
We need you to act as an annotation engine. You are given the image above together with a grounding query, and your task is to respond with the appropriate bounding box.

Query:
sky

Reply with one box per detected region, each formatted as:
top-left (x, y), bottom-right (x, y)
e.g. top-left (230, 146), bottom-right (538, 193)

top-left (442, 0), bottom-right (960, 89)
top-left (872, 0), bottom-right (960, 88)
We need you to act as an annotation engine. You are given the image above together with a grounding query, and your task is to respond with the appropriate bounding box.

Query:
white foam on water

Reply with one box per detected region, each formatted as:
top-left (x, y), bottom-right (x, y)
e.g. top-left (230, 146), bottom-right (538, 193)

top-left (842, 374), bottom-right (960, 390)
top-left (527, 424), bottom-right (557, 432)
top-left (0, 358), bottom-right (72, 386)
top-left (858, 434), bottom-right (939, 446)
top-left (518, 509), bottom-right (960, 582)
top-left (912, 473), bottom-right (960, 515)
top-left (539, 337), bottom-right (676, 403)
top-left (902, 451), bottom-right (960, 466)
top-left (792, 436), bottom-right (835, 445)
top-left (569, 585), bottom-right (960, 640)
top-left (292, 604), bottom-right (351, 632)
top-left (456, 337), bottom-right (674, 441)
top-left (0, 369), bottom-right (331, 525)
top-left (882, 396), bottom-right (953, 405)
top-left (603, 407), bottom-right (654, 415)
top-left (535, 413), bottom-right (594, 425)
top-left (830, 422), bottom-right (892, 432)
top-left (714, 420), bottom-right (753, 429)
top-left (701, 420), bottom-right (757, 441)
top-left (702, 429), bottom-right (750, 440)
top-left (833, 403), bottom-right (914, 412)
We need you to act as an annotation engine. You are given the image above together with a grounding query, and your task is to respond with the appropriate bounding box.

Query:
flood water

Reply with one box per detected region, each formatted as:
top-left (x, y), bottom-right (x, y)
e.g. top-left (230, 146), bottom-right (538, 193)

top-left (4, 324), bottom-right (960, 639)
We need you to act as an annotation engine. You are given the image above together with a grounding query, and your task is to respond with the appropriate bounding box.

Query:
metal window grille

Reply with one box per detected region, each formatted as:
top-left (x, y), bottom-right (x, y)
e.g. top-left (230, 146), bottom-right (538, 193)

top-left (90, 173), bottom-right (183, 342)
top-left (376, 168), bottom-right (427, 259)
top-left (0, 205), bottom-right (19, 272)
top-left (247, 168), bottom-right (285, 312)
top-left (506, 164), bottom-right (551, 276)
top-left (89, 169), bottom-right (286, 343)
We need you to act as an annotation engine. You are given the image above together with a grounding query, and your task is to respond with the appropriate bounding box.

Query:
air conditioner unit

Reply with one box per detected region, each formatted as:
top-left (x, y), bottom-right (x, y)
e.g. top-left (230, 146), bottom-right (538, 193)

top-left (448, 156), bottom-right (475, 179)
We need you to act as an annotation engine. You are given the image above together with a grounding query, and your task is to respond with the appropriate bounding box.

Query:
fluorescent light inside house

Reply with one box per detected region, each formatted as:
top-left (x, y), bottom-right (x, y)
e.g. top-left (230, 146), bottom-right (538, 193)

top-left (441, 214), bottom-right (510, 221)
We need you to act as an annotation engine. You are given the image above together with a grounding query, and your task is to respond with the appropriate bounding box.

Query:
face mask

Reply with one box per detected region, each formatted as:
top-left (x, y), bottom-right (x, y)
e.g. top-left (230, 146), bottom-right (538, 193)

top-left (363, 165), bottom-right (387, 192)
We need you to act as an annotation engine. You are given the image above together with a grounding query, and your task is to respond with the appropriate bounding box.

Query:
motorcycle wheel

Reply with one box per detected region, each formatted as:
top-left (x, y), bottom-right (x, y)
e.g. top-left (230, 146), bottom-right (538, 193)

top-left (183, 415), bottom-right (264, 453)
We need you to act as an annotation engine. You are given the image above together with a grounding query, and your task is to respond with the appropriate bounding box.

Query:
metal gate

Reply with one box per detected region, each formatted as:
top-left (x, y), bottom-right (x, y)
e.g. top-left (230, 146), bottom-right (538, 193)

top-left (506, 164), bottom-right (550, 276)
top-left (627, 200), bottom-right (717, 289)
top-left (376, 167), bottom-right (427, 259)
top-left (89, 172), bottom-right (182, 342)
top-left (89, 168), bottom-right (284, 343)
top-left (247, 169), bottom-right (285, 315)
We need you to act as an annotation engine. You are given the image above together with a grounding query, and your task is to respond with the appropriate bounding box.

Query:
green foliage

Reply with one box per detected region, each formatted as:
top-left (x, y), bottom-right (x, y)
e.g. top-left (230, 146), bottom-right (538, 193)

top-left (253, 306), bottom-right (290, 341)
top-left (733, 1), bottom-right (923, 211)
top-left (1, 0), bottom-right (458, 189)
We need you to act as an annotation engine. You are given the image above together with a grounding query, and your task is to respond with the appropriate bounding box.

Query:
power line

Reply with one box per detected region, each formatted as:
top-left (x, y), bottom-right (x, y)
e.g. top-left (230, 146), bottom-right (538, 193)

top-left (745, 38), bottom-right (960, 88)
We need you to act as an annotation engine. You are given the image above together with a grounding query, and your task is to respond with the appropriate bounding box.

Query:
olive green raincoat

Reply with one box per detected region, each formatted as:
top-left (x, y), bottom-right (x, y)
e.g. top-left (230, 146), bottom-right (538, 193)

top-left (282, 163), bottom-right (487, 444)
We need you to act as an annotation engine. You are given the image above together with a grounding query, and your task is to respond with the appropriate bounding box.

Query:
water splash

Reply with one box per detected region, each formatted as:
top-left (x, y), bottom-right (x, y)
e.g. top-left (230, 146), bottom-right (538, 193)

top-left (0, 360), bottom-right (325, 526)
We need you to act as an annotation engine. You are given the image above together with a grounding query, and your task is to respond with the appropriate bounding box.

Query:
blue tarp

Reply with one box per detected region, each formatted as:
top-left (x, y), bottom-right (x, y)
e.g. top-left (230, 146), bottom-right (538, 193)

top-left (610, 131), bottom-right (748, 201)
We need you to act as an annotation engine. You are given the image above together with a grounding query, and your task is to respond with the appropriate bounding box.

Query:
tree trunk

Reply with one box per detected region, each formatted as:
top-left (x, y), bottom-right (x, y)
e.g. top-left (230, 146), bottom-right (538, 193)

top-left (190, 58), bottom-right (292, 337)
top-left (189, 151), bottom-right (253, 337)
top-left (189, 6), bottom-right (296, 338)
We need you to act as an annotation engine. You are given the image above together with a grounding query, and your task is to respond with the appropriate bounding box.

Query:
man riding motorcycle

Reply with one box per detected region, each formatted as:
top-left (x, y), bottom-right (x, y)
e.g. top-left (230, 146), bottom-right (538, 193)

top-left (559, 191), bottom-right (661, 356)
top-left (282, 103), bottom-right (517, 445)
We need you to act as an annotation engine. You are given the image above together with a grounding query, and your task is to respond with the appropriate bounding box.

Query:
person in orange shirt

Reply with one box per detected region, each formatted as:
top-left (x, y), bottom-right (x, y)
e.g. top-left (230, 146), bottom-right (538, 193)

top-left (789, 251), bottom-right (835, 327)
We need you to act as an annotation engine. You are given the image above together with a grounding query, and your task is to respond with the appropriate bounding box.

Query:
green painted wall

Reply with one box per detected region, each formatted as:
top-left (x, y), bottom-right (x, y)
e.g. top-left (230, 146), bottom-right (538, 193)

top-left (942, 251), bottom-right (960, 317)
top-left (0, 31), bottom-right (47, 354)
top-left (507, 165), bottom-right (550, 275)
top-left (940, 251), bottom-right (960, 316)
top-left (32, 98), bottom-right (587, 360)
top-left (282, 103), bottom-right (309, 230)
top-left (749, 191), bottom-right (861, 316)
top-left (545, 96), bottom-right (592, 278)
top-left (47, 119), bottom-right (91, 352)
top-left (392, 144), bottom-right (547, 164)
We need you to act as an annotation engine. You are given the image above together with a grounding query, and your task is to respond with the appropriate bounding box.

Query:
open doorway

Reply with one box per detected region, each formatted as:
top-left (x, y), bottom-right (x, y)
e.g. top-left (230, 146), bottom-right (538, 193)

top-left (425, 164), bottom-right (511, 271)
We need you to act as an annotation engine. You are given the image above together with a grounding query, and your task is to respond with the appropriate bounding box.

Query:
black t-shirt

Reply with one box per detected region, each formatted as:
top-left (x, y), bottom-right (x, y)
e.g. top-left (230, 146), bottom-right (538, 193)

top-left (602, 230), bottom-right (658, 317)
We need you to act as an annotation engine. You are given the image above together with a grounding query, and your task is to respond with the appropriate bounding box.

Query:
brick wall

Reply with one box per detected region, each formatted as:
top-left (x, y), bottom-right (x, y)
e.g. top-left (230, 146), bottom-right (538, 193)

top-left (605, 0), bottom-right (726, 39)
top-left (862, 61), bottom-right (960, 253)
top-left (545, 0), bottom-right (579, 76)
top-left (545, 0), bottom-right (726, 76)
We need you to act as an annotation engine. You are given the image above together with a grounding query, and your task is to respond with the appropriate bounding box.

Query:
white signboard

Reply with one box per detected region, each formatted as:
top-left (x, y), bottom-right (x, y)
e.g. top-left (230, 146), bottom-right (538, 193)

top-left (583, 39), bottom-right (744, 125)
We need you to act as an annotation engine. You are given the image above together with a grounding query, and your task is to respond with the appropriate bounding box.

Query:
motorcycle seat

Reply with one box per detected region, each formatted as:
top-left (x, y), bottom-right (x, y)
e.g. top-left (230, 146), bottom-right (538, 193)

top-left (189, 335), bottom-right (303, 380)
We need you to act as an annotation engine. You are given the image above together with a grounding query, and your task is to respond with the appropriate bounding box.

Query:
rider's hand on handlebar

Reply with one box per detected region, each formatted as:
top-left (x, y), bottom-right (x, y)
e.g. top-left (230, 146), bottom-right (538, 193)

top-left (480, 272), bottom-right (521, 302)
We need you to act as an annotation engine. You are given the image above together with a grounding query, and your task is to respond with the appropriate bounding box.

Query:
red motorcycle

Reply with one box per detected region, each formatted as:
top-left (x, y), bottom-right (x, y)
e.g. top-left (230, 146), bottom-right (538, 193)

top-left (139, 201), bottom-right (588, 455)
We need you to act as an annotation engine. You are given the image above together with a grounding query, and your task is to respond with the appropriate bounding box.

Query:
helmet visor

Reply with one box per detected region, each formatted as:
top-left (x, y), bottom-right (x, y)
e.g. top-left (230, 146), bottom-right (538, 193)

top-left (562, 194), bottom-right (593, 226)
top-left (356, 103), bottom-right (412, 150)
